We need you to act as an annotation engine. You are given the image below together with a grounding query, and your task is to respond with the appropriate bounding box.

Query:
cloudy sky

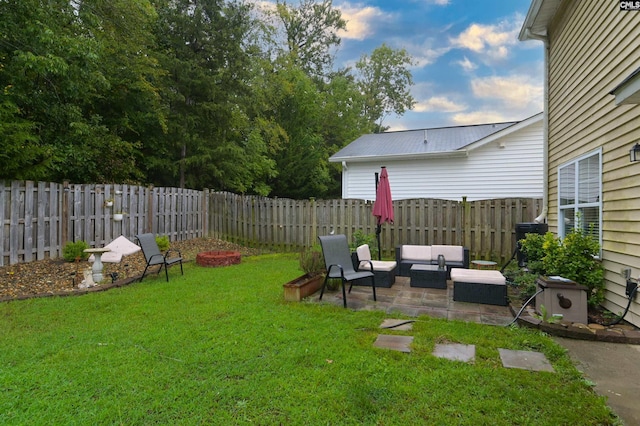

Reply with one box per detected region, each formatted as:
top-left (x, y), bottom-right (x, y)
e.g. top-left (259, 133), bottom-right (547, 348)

top-left (255, 0), bottom-right (543, 131)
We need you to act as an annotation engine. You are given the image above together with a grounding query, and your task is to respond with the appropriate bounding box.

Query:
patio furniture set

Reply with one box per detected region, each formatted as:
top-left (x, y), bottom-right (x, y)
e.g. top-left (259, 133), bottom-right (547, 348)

top-left (318, 235), bottom-right (507, 308)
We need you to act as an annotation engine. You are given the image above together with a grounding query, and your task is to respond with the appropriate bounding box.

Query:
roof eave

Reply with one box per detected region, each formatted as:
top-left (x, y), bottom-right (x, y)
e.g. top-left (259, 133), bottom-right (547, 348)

top-left (610, 67), bottom-right (640, 105)
top-left (519, 0), bottom-right (562, 41)
top-left (329, 151), bottom-right (468, 163)
top-left (465, 112), bottom-right (543, 152)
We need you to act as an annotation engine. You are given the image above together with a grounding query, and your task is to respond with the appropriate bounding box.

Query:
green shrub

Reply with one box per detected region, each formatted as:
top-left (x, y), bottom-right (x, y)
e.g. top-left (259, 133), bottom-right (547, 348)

top-left (519, 229), bottom-right (604, 307)
top-left (513, 272), bottom-right (538, 301)
top-left (155, 235), bottom-right (170, 252)
top-left (519, 233), bottom-right (546, 274)
top-left (62, 241), bottom-right (89, 262)
top-left (351, 229), bottom-right (378, 259)
top-left (299, 244), bottom-right (325, 277)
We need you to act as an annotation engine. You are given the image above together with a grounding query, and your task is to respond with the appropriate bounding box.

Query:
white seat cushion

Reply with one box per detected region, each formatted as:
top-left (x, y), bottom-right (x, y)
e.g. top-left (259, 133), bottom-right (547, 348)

top-left (356, 244), bottom-right (372, 261)
top-left (359, 260), bottom-right (397, 272)
top-left (450, 268), bottom-right (505, 285)
top-left (401, 245), bottom-right (431, 261)
top-left (431, 245), bottom-right (463, 263)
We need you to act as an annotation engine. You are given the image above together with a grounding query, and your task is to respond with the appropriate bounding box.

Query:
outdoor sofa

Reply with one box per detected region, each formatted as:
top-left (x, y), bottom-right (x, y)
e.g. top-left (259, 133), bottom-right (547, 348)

top-left (395, 244), bottom-right (470, 279)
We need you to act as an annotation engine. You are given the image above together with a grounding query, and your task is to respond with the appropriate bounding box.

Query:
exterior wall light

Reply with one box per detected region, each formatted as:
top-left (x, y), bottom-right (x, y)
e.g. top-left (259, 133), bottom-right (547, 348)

top-left (631, 143), bottom-right (640, 162)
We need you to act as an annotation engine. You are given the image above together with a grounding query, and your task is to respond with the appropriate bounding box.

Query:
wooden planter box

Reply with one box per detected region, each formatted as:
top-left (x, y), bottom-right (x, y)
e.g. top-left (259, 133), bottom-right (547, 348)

top-left (283, 274), bottom-right (324, 302)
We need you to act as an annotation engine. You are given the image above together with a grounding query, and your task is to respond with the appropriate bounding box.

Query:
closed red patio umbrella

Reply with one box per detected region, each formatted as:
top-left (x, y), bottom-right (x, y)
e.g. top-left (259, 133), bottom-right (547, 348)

top-left (372, 166), bottom-right (394, 260)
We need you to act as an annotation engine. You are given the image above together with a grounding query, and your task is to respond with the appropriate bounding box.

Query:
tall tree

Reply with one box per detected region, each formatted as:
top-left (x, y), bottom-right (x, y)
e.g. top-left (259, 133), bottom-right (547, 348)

top-left (274, 0), bottom-right (345, 80)
top-left (356, 43), bottom-right (416, 131)
top-left (0, 0), bottom-right (162, 182)
top-left (319, 71), bottom-right (373, 196)
top-left (151, 0), bottom-right (276, 193)
top-left (253, 57), bottom-right (331, 198)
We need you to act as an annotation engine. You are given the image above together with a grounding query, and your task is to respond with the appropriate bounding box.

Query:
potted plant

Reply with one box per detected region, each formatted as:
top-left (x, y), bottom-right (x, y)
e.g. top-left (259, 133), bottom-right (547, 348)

top-left (113, 212), bottom-right (124, 221)
top-left (283, 244), bottom-right (326, 301)
top-left (104, 198), bottom-right (114, 207)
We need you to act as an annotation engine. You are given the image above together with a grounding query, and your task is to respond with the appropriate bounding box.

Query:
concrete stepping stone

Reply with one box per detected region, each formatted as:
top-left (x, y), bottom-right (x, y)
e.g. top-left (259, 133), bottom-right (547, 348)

top-left (380, 319), bottom-right (414, 331)
top-left (433, 343), bottom-right (475, 362)
top-left (374, 334), bottom-right (414, 353)
top-left (498, 348), bottom-right (554, 372)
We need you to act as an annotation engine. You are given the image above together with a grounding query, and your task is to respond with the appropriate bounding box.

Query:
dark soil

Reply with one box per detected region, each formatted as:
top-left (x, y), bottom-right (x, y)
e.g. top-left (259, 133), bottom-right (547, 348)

top-left (0, 237), bottom-right (263, 301)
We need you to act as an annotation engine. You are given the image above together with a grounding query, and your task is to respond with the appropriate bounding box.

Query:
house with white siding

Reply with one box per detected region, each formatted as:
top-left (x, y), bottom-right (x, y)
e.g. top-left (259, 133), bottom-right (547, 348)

top-left (520, 1), bottom-right (640, 326)
top-left (329, 113), bottom-right (543, 202)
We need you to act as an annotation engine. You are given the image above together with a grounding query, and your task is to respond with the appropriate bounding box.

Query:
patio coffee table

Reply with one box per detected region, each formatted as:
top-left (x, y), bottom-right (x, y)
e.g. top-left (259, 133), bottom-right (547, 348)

top-left (410, 264), bottom-right (447, 289)
top-left (471, 260), bottom-right (498, 270)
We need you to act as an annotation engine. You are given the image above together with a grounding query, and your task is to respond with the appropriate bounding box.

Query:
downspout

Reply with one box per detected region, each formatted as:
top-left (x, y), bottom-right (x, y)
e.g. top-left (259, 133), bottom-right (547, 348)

top-left (525, 28), bottom-right (549, 224)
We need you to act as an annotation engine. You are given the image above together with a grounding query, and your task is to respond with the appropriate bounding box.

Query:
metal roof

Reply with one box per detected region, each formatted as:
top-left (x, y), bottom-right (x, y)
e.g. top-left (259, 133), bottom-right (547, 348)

top-left (330, 121), bottom-right (517, 162)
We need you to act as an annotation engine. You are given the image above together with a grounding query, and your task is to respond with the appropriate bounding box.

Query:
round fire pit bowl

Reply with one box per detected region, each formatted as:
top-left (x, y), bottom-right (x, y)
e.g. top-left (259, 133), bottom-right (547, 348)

top-left (196, 251), bottom-right (241, 268)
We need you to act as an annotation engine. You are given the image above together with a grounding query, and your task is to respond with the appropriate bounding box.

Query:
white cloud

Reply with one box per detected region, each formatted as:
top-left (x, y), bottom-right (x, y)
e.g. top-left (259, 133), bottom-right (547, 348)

top-left (414, 96), bottom-right (467, 113)
top-left (337, 4), bottom-right (388, 41)
top-left (451, 111), bottom-right (509, 125)
top-left (456, 56), bottom-right (477, 72)
top-left (426, 0), bottom-right (450, 5)
top-left (451, 14), bottom-right (523, 61)
top-left (471, 75), bottom-right (543, 109)
top-left (412, 45), bottom-right (451, 68)
top-left (387, 123), bottom-right (410, 132)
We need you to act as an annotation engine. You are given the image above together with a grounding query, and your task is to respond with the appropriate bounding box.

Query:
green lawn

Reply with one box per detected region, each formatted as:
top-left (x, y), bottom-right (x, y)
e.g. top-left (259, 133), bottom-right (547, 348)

top-left (0, 254), bottom-right (618, 425)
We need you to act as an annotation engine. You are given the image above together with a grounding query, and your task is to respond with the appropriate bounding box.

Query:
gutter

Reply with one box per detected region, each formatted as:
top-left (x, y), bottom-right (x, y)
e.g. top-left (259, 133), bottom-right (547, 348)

top-left (329, 150), bottom-right (469, 164)
top-left (524, 28), bottom-right (549, 224)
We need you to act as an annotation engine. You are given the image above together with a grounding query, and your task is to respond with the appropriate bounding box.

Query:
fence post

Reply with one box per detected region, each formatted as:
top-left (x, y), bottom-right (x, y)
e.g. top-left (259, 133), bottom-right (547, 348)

top-left (147, 185), bottom-right (154, 234)
top-left (310, 197), bottom-right (316, 247)
top-left (61, 180), bottom-right (69, 246)
top-left (203, 188), bottom-right (209, 238)
top-left (462, 196), bottom-right (470, 250)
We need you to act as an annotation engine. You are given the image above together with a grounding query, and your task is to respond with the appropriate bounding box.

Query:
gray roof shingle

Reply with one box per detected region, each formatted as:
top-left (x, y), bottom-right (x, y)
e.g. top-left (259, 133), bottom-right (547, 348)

top-left (330, 121), bottom-right (517, 161)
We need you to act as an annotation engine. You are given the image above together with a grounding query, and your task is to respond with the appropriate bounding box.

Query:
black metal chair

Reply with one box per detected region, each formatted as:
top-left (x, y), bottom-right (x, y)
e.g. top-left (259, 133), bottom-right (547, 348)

top-left (136, 233), bottom-right (183, 282)
top-left (318, 234), bottom-right (376, 308)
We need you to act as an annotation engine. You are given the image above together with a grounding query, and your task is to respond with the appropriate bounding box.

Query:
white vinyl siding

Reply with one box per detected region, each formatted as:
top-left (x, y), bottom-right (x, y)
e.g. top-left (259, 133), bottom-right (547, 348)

top-left (341, 119), bottom-right (543, 202)
top-left (545, 0), bottom-right (640, 325)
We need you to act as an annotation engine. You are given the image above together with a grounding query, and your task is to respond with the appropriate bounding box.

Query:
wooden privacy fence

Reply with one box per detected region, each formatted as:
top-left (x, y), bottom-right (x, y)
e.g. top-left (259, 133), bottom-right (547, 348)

top-left (209, 192), bottom-right (543, 263)
top-left (2, 180), bottom-right (542, 266)
top-left (0, 181), bottom-right (206, 266)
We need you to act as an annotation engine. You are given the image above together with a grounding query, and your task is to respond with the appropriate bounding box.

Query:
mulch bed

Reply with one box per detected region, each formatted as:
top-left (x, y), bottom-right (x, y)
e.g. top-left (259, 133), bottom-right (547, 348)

top-left (0, 237), bottom-right (262, 301)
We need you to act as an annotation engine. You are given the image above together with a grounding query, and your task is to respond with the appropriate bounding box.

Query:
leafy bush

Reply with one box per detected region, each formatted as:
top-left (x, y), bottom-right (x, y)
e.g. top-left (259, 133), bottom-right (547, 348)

top-left (519, 229), bottom-right (604, 307)
top-left (519, 233), bottom-right (546, 275)
top-left (299, 244), bottom-right (325, 277)
top-left (351, 229), bottom-right (378, 259)
top-left (156, 235), bottom-right (170, 252)
top-left (62, 241), bottom-right (89, 262)
top-left (512, 272), bottom-right (539, 301)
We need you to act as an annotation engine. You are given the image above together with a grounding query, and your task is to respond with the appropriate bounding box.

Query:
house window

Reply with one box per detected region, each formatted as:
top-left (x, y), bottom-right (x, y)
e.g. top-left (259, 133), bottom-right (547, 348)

top-left (558, 150), bottom-right (602, 243)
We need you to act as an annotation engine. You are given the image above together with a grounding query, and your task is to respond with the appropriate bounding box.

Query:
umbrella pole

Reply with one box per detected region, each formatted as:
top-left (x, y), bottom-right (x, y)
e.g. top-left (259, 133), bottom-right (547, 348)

top-left (375, 172), bottom-right (380, 260)
top-left (376, 223), bottom-right (382, 260)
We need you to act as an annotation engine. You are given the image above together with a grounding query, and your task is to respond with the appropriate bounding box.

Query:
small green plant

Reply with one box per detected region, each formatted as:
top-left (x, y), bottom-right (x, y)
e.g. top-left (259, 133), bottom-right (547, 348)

top-left (62, 240), bottom-right (89, 262)
top-left (298, 244), bottom-right (325, 277)
top-left (533, 304), bottom-right (563, 324)
top-left (513, 272), bottom-right (538, 301)
top-left (351, 229), bottom-right (378, 259)
top-left (155, 235), bottom-right (170, 252)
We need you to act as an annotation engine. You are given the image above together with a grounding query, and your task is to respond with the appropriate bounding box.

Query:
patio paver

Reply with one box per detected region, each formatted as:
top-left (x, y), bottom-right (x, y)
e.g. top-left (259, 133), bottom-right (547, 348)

top-left (373, 334), bottom-right (414, 353)
top-left (310, 276), bottom-right (513, 327)
top-left (380, 319), bottom-right (414, 330)
top-left (433, 343), bottom-right (476, 362)
top-left (498, 348), bottom-right (555, 372)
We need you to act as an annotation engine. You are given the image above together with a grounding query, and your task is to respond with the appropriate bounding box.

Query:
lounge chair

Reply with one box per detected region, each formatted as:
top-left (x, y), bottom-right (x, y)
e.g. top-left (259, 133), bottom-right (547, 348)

top-left (136, 233), bottom-right (183, 282)
top-left (318, 234), bottom-right (376, 308)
